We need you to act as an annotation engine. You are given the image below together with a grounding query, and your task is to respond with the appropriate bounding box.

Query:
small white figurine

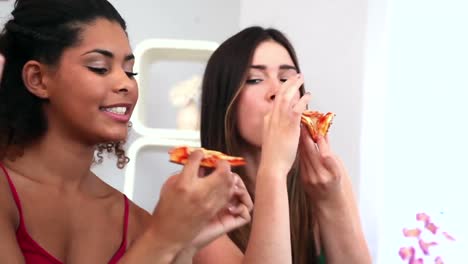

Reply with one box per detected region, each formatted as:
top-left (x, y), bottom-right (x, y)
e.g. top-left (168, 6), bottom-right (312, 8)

top-left (169, 75), bottom-right (202, 130)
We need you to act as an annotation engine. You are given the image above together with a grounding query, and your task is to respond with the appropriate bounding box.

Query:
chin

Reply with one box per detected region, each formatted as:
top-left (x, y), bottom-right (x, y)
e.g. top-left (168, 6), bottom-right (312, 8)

top-left (241, 136), bottom-right (262, 150)
top-left (108, 133), bottom-right (128, 143)
top-left (100, 127), bottom-right (129, 143)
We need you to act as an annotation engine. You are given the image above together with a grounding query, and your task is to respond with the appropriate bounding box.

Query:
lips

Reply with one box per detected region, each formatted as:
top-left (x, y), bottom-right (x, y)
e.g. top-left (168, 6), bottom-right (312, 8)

top-left (99, 103), bottom-right (132, 114)
top-left (100, 106), bottom-right (128, 115)
top-left (99, 104), bottom-right (133, 122)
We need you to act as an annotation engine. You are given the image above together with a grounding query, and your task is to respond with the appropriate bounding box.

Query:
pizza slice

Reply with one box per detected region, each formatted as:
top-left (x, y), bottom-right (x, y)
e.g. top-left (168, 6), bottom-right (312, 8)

top-left (301, 110), bottom-right (335, 142)
top-left (169, 146), bottom-right (246, 168)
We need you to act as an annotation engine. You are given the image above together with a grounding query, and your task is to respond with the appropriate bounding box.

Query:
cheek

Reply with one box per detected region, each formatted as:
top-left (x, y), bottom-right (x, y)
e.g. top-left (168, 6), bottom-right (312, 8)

top-left (51, 75), bottom-right (104, 116)
top-left (237, 107), bottom-right (254, 133)
top-left (236, 110), bottom-right (259, 146)
top-left (235, 92), bottom-right (265, 146)
top-left (69, 72), bottom-right (108, 100)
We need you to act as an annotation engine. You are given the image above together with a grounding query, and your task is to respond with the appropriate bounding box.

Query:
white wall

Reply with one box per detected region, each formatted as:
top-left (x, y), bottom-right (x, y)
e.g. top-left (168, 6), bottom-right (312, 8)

top-left (0, 1), bottom-right (14, 24)
top-left (110, 0), bottom-right (240, 47)
top-left (360, 0), bottom-right (389, 261)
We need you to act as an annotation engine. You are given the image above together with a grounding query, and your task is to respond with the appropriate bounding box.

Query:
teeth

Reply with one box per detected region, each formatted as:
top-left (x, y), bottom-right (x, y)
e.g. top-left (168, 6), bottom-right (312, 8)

top-left (102, 107), bottom-right (127, 115)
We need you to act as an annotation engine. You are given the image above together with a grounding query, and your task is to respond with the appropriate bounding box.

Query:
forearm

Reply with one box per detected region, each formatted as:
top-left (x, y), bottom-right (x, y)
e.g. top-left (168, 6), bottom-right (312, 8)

top-left (118, 228), bottom-right (184, 264)
top-left (243, 168), bottom-right (292, 264)
top-left (315, 176), bottom-right (371, 264)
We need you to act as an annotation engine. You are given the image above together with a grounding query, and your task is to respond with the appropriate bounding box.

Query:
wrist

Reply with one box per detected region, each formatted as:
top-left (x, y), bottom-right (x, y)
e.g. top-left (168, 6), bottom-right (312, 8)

top-left (313, 192), bottom-right (349, 215)
top-left (258, 152), bottom-right (292, 178)
top-left (140, 224), bottom-right (186, 262)
top-left (257, 165), bottom-right (289, 183)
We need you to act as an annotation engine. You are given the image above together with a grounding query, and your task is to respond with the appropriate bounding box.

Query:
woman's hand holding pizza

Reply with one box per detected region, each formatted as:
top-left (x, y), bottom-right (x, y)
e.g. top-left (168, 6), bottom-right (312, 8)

top-left (160, 148), bottom-right (253, 251)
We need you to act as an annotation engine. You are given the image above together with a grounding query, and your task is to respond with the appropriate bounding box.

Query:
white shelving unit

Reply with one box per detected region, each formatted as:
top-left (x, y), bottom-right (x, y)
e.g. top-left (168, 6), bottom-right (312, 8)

top-left (124, 39), bottom-right (219, 200)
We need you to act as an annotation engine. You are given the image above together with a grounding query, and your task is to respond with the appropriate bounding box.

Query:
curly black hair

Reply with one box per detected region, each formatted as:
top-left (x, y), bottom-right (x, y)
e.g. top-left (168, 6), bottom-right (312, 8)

top-left (0, 0), bottom-right (131, 168)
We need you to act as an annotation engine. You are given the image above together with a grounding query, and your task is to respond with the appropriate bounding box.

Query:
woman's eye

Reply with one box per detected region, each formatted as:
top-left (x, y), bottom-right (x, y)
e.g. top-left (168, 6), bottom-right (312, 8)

top-left (87, 67), bottom-right (108, 75)
top-left (246, 78), bottom-right (262, 84)
top-left (125, 72), bottom-right (138, 78)
top-left (280, 78), bottom-right (288, 83)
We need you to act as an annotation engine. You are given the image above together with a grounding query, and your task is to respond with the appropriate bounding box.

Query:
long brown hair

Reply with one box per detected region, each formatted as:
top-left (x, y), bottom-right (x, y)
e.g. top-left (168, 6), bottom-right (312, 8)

top-left (200, 26), bottom-right (317, 264)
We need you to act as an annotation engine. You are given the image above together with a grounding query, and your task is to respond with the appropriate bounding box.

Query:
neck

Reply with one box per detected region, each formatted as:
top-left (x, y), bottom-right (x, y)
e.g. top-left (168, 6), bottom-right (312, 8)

top-left (3, 128), bottom-right (96, 192)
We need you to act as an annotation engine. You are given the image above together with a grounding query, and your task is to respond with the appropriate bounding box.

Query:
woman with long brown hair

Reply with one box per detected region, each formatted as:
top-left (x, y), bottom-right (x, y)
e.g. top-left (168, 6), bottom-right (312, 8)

top-left (195, 26), bottom-right (371, 264)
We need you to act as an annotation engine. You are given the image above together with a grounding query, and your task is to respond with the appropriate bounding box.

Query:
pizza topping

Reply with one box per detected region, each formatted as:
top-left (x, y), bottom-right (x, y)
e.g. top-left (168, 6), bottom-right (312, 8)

top-left (169, 146), bottom-right (246, 168)
top-left (301, 110), bottom-right (335, 142)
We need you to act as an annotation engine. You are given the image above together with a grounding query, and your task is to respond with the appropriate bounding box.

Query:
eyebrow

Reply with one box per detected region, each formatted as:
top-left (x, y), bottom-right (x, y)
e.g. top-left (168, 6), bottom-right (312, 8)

top-left (250, 64), bottom-right (297, 71)
top-left (82, 49), bottom-right (135, 61)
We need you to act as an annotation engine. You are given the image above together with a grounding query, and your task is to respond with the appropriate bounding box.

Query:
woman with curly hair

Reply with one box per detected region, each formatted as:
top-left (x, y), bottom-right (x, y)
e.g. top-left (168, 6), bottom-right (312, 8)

top-left (0, 0), bottom-right (252, 263)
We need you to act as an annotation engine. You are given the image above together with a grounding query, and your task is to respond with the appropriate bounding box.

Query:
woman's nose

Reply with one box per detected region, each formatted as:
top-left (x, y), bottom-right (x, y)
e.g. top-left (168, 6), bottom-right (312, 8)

top-left (265, 80), bottom-right (282, 101)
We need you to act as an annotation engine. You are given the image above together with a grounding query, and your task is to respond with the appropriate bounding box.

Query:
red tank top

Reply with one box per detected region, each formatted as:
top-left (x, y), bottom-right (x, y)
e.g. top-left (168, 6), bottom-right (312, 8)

top-left (0, 163), bottom-right (129, 264)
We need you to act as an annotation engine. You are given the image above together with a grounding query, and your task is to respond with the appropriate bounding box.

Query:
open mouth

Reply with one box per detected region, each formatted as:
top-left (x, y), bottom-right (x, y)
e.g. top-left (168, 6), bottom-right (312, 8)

top-left (99, 104), bottom-right (133, 122)
top-left (99, 106), bottom-right (128, 115)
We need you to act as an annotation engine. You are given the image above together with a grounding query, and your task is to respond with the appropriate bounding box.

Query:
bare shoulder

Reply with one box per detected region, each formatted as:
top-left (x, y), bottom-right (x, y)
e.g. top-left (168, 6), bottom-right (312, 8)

top-left (0, 164), bottom-right (25, 262)
top-left (0, 166), bottom-right (18, 227)
top-left (128, 198), bottom-right (151, 234)
top-left (193, 235), bottom-right (243, 264)
top-left (91, 174), bottom-right (151, 242)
